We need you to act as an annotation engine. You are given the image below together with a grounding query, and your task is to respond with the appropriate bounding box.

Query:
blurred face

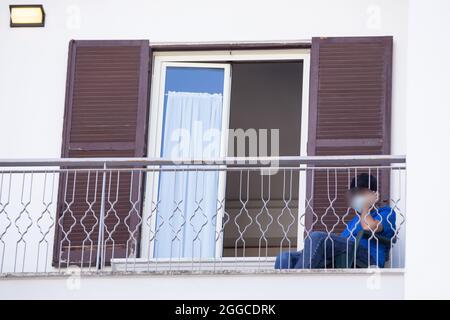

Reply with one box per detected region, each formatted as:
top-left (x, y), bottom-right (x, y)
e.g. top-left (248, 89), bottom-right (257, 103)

top-left (348, 189), bottom-right (378, 213)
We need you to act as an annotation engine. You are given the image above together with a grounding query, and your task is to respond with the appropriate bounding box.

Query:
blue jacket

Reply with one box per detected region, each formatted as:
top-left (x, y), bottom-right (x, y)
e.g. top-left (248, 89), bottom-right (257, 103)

top-left (340, 206), bottom-right (396, 267)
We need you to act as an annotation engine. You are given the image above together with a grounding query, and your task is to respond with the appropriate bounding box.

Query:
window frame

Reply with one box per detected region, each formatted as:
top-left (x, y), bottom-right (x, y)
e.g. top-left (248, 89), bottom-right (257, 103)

top-left (146, 61), bottom-right (232, 259)
top-left (141, 49), bottom-right (311, 259)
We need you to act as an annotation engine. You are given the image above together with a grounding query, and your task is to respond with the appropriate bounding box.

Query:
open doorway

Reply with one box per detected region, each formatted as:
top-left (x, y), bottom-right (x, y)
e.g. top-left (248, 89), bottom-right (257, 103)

top-left (223, 62), bottom-right (303, 257)
top-left (144, 50), bottom-right (310, 260)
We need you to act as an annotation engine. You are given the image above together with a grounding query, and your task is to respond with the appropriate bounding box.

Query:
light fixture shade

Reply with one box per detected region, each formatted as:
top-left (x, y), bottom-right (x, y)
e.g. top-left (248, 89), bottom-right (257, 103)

top-left (9, 5), bottom-right (45, 27)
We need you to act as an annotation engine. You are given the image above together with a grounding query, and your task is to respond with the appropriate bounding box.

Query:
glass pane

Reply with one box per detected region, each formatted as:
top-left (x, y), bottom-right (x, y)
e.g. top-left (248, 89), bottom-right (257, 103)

top-left (164, 66), bottom-right (225, 94)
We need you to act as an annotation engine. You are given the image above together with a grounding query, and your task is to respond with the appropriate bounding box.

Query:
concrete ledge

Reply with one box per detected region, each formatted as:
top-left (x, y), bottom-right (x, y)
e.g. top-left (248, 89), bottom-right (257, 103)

top-left (0, 267), bottom-right (405, 279)
top-left (0, 271), bottom-right (405, 299)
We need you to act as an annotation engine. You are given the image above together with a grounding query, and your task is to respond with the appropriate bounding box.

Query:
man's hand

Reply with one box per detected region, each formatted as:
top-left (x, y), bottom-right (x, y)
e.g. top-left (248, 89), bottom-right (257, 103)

top-left (364, 192), bottom-right (379, 211)
top-left (360, 192), bottom-right (383, 233)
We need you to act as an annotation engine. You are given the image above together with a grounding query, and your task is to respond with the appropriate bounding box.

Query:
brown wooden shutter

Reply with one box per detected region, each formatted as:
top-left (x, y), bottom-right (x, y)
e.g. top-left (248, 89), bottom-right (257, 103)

top-left (306, 36), bottom-right (393, 233)
top-left (53, 40), bottom-right (150, 266)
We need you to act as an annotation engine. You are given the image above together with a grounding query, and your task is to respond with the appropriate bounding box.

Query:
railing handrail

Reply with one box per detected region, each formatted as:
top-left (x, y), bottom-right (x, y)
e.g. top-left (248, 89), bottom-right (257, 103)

top-left (0, 155), bottom-right (406, 167)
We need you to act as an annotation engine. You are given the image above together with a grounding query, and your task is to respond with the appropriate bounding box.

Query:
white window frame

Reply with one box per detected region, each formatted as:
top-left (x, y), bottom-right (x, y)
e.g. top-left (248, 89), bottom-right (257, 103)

top-left (143, 61), bottom-right (231, 259)
top-left (141, 49), bottom-right (311, 259)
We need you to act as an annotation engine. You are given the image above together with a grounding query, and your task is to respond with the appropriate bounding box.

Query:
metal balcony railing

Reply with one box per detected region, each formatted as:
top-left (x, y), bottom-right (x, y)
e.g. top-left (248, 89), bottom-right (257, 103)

top-left (0, 155), bottom-right (406, 276)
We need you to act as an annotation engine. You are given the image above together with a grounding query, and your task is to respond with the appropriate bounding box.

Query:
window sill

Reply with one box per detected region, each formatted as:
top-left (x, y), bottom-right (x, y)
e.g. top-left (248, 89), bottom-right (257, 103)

top-left (109, 257), bottom-right (404, 275)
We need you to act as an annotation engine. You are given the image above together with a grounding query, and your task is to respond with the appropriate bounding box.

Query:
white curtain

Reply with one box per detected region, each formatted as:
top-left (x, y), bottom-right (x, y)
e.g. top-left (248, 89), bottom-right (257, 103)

top-left (154, 92), bottom-right (223, 258)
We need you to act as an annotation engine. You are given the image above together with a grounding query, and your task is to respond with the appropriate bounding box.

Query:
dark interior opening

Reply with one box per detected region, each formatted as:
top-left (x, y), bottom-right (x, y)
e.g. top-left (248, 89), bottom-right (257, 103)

top-left (223, 61), bottom-right (303, 257)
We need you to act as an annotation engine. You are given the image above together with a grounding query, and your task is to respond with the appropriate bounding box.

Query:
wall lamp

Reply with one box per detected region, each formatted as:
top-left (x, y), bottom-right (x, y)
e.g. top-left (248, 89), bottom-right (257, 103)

top-left (9, 5), bottom-right (45, 27)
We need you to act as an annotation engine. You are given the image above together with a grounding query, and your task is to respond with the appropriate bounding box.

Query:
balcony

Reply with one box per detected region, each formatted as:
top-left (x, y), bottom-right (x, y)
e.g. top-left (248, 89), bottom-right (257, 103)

top-left (0, 155), bottom-right (405, 277)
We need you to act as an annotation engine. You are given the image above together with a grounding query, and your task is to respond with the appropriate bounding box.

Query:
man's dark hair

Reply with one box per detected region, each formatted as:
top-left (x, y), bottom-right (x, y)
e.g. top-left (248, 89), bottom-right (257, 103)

top-left (349, 173), bottom-right (378, 193)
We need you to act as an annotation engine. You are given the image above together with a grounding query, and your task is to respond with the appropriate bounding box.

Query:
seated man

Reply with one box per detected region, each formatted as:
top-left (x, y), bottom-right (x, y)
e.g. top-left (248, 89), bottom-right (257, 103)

top-left (275, 173), bottom-right (396, 269)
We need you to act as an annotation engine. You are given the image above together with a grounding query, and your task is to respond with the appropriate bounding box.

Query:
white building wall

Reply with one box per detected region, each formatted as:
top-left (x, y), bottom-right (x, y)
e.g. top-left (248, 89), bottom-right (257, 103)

top-left (3, 0), bottom-right (449, 299)
top-left (405, 0), bottom-right (450, 300)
